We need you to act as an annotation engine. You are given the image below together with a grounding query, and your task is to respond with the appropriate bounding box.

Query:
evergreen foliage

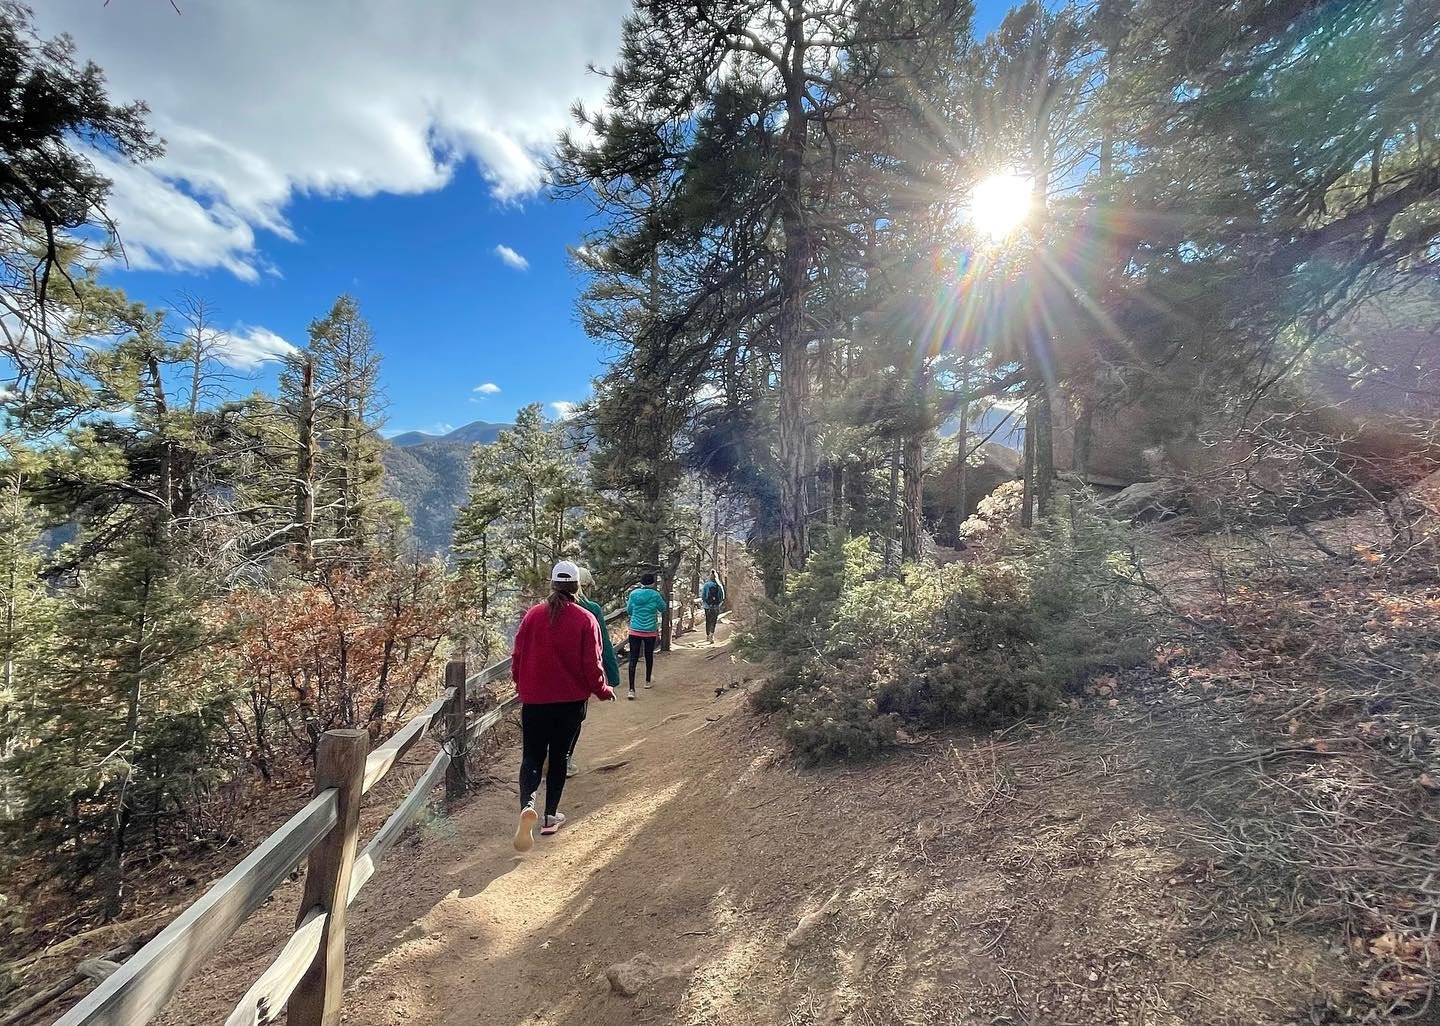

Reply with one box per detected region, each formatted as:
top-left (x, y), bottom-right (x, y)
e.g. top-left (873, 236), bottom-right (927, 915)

top-left (742, 503), bottom-right (1154, 761)
top-left (454, 404), bottom-right (589, 606)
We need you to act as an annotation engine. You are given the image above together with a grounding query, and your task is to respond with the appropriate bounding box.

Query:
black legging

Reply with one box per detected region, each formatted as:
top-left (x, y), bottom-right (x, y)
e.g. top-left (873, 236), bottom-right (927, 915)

top-left (566, 701), bottom-right (587, 766)
top-left (519, 701), bottom-right (586, 817)
top-left (627, 634), bottom-right (657, 687)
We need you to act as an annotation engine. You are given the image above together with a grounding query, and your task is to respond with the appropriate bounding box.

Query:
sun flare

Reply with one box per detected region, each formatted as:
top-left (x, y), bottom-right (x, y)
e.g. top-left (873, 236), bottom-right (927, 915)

top-left (970, 172), bottom-right (1032, 240)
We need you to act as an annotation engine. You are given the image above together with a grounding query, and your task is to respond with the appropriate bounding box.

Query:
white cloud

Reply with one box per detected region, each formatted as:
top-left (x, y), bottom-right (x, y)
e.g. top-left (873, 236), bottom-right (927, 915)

top-left (473, 382), bottom-right (501, 395)
top-left (494, 245), bottom-right (529, 271)
top-left (549, 401), bottom-right (578, 420)
top-left (91, 149), bottom-right (263, 280)
top-left (211, 326), bottom-right (298, 371)
top-left (36, 1), bottom-right (628, 278)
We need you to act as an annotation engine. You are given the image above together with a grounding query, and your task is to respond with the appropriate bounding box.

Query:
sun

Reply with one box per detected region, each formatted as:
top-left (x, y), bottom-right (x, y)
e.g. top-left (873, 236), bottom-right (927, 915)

top-left (970, 172), bottom-right (1033, 240)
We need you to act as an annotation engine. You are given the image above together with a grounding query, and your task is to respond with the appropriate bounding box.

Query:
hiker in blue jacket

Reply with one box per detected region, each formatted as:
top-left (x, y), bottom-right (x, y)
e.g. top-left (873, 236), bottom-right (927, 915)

top-left (625, 573), bottom-right (667, 699)
top-left (700, 572), bottom-right (725, 644)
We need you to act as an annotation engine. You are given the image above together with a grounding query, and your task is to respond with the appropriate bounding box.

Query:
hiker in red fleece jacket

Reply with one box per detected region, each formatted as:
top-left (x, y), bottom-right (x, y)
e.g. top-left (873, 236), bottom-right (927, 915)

top-left (511, 561), bottom-right (615, 851)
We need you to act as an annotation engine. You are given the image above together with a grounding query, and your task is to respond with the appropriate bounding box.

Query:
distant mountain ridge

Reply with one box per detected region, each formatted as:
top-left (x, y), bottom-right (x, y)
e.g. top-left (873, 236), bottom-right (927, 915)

top-left (389, 421), bottom-right (509, 448)
top-left (382, 420), bottom-right (512, 553)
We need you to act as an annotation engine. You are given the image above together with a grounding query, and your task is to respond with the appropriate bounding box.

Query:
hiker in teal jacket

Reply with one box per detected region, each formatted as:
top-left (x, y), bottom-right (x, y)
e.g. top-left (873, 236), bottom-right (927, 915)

top-left (568, 566), bottom-right (621, 778)
top-left (625, 573), bottom-right (667, 698)
top-left (700, 573), bottom-right (725, 644)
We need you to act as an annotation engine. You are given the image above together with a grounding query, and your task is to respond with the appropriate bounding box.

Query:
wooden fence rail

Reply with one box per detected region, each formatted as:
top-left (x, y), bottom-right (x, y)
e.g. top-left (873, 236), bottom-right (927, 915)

top-left (49, 606), bottom-right (628, 1026)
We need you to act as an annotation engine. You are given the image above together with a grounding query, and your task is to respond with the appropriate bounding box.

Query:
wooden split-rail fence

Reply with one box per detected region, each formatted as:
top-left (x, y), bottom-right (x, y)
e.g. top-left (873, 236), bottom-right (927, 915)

top-left (50, 608), bottom-right (628, 1026)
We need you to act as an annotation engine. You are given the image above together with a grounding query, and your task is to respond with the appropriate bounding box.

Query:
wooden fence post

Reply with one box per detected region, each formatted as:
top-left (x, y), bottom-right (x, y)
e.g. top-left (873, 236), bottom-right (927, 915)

top-left (288, 729), bottom-right (367, 1026)
top-left (445, 660), bottom-right (468, 805)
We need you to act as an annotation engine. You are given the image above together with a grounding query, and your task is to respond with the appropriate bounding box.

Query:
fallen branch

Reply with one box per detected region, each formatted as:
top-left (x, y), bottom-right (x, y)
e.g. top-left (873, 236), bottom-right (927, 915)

top-left (0, 929), bottom-right (157, 1026)
top-left (1181, 744), bottom-right (1353, 783)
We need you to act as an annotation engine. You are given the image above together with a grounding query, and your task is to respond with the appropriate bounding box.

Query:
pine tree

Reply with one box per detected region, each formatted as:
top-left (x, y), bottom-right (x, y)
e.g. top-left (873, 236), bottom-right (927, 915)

top-left (560, 0), bottom-right (974, 575)
top-left (5, 521), bottom-right (217, 918)
top-left (452, 442), bottom-right (514, 663)
top-left (0, 461), bottom-right (57, 822)
top-left (456, 405), bottom-right (590, 604)
top-left (306, 295), bottom-right (390, 558)
top-left (0, 4), bottom-right (159, 398)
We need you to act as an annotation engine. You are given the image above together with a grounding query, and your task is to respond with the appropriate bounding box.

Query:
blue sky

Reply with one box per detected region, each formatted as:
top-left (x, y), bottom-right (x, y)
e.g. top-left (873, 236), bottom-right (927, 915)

top-left (41, 0), bottom-right (1014, 437)
top-left (99, 165), bottom-right (606, 435)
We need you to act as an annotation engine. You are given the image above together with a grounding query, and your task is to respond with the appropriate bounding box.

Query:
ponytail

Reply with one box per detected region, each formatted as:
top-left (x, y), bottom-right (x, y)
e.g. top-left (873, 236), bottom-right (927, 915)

top-left (547, 580), bottom-right (578, 624)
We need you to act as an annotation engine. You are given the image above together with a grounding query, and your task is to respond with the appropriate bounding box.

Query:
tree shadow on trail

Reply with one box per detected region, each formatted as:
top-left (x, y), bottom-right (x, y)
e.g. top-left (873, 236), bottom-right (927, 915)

top-left (339, 642), bottom-right (798, 1026)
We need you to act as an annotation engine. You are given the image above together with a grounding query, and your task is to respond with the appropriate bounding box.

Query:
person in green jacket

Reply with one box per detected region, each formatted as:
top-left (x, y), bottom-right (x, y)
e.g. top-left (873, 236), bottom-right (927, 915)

top-left (568, 566), bottom-right (620, 777)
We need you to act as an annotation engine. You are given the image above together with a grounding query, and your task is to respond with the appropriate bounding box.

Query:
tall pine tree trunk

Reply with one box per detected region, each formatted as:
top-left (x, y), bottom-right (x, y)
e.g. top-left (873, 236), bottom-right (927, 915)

top-left (1074, 398), bottom-right (1095, 482)
top-left (688, 540), bottom-right (701, 635)
top-left (901, 368), bottom-right (930, 560)
top-left (901, 432), bottom-right (924, 561)
top-left (1034, 384), bottom-right (1055, 518)
top-left (660, 549), bottom-right (682, 652)
top-left (1021, 396), bottom-right (1036, 530)
top-left (884, 446), bottom-right (900, 568)
top-left (777, 4), bottom-right (812, 574)
top-left (1028, 120), bottom-right (1056, 523)
top-left (144, 354), bottom-right (179, 528)
top-left (338, 411), bottom-right (353, 544)
top-left (847, 460), bottom-right (869, 538)
top-left (294, 359), bottom-right (317, 572)
top-left (1021, 347), bottom-right (1056, 527)
top-left (189, 343), bottom-right (203, 418)
top-left (104, 557), bottom-right (154, 920)
top-left (953, 398), bottom-right (971, 544)
top-left (710, 502), bottom-right (720, 571)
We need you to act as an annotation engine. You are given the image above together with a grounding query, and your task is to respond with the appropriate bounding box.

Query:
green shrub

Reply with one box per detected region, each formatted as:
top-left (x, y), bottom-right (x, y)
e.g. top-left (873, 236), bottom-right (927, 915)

top-left (780, 676), bottom-right (900, 763)
top-left (741, 497), bottom-right (1155, 762)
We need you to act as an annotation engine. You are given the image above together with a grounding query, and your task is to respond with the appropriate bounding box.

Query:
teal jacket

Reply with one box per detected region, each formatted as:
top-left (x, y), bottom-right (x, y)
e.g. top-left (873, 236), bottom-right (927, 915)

top-left (577, 596), bottom-right (621, 687)
top-left (626, 587), bottom-right (667, 633)
top-left (700, 580), bottom-right (725, 608)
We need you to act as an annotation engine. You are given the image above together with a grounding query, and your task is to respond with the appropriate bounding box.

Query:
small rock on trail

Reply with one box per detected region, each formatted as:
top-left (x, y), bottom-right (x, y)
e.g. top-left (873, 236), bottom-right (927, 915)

top-left (605, 952), bottom-right (691, 997)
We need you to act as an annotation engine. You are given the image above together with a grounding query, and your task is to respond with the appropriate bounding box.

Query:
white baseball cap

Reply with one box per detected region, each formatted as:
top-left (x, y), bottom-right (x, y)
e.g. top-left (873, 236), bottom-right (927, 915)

top-left (551, 560), bottom-right (580, 583)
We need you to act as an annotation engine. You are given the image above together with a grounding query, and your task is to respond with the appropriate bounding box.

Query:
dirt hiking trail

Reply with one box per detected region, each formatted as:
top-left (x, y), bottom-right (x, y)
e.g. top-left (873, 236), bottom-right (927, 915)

top-left (150, 620), bottom-right (1343, 1026)
top-left (342, 626), bottom-right (761, 1026)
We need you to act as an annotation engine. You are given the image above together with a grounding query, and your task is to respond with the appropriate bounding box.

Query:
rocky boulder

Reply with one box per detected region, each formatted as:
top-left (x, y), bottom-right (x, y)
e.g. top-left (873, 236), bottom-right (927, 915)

top-left (1098, 478), bottom-right (1187, 522)
top-left (604, 953), bottom-right (693, 998)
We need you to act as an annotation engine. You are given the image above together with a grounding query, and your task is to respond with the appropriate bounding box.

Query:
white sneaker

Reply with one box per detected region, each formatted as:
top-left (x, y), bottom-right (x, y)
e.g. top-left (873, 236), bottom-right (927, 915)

top-left (566, 761), bottom-right (579, 778)
top-left (540, 812), bottom-right (566, 836)
top-left (514, 804), bottom-right (538, 852)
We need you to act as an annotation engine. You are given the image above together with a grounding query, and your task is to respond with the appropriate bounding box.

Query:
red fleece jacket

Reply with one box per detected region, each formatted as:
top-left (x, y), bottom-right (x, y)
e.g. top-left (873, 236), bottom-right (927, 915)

top-left (511, 598), bottom-right (614, 704)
